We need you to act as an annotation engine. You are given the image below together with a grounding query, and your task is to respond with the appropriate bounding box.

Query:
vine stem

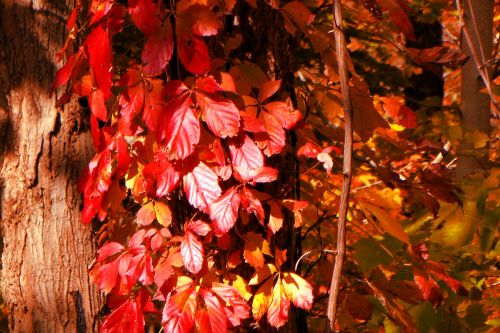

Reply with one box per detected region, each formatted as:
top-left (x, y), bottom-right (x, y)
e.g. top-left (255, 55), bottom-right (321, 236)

top-left (326, 0), bottom-right (353, 331)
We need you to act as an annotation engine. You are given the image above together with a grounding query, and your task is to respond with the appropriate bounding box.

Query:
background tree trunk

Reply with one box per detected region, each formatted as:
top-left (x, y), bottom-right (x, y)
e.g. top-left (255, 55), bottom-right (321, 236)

top-left (0, 1), bottom-right (102, 332)
top-left (456, 0), bottom-right (494, 178)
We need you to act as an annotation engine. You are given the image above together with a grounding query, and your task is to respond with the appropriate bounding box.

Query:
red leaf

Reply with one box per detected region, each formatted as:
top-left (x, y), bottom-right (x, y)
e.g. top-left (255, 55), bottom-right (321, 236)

top-left (210, 186), bottom-right (241, 235)
top-left (183, 161), bottom-right (222, 213)
top-left (89, 1), bottom-right (114, 25)
top-left (162, 288), bottom-right (197, 333)
top-left (187, 219), bottom-right (211, 236)
top-left (265, 101), bottom-right (303, 130)
top-left (97, 260), bottom-right (120, 294)
top-left (129, 0), bottom-right (159, 36)
top-left (281, 1), bottom-right (314, 33)
top-left (210, 283), bottom-right (250, 326)
top-left (89, 89), bottom-right (108, 121)
top-left (142, 21), bottom-right (174, 77)
top-left (143, 158), bottom-right (181, 198)
top-left (229, 135), bottom-right (264, 181)
top-left (297, 141), bottom-right (322, 158)
top-left (142, 79), bottom-right (165, 132)
top-left (197, 93), bottom-right (241, 138)
top-left (126, 250), bottom-right (154, 287)
top-left (177, 35), bottom-right (211, 75)
top-left (234, 166), bottom-right (278, 184)
top-left (97, 242), bottom-right (124, 262)
top-left (181, 230), bottom-right (204, 274)
top-left (53, 50), bottom-right (84, 91)
top-left (407, 46), bottom-right (468, 69)
top-left (240, 187), bottom-right (265, 223)
top-left (380, 97), bottom-right (417, 129)
top-left (157, 82), bottom-right (199, 159)
top-left (199, 290), bottom-right (227, 333)
top-left (137, 201), bottom-right (156, 226)
top-left (195, 76), bottom-right (224, 93)
top-left (254, 111), bottom-right (286, 156)
top-left (188, 4), bottom-right (221, 36)
top-left (101, 299), bottom-right (144, 333)
top-left (259, 80), bottom-right (281, 102)
top-left (379, 0), bottom-right (415, 41)
top-left (118, 67), bottom-right (145, 134)
top-left (85, 26), bottom-right (113, 99)
top-left (413, 268), bottom-right (443, 307)
top-left (426, 261), bottom-right (466, 295)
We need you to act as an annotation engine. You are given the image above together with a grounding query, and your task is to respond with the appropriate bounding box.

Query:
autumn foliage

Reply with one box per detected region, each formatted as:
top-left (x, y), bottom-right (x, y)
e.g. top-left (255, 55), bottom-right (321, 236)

top-left (54, 0), bottom-right (500, 332)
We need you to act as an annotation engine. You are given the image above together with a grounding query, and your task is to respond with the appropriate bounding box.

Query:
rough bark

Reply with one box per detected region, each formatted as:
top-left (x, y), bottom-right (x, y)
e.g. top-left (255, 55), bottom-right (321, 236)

top-left (456, 0), bottom-right (494, 178)
top-left (0, 1), bottom-right (102, 332)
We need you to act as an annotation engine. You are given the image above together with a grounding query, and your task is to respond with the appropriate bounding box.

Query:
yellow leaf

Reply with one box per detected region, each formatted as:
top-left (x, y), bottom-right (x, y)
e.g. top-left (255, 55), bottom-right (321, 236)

top-left (230, 274), bottom-right (253, 301)
top-left (430, 200), bottom-right (477, 248)
top-left (154, 201), bottom-right (172, 227)
top-left (252, 278), bottom-right (273, 321)
top-left (358, 201), bottom-right (410, 244)
top-left (282, 272), bottom-right (313, 309)
top-left (267, 278), bottom-right (289, 328)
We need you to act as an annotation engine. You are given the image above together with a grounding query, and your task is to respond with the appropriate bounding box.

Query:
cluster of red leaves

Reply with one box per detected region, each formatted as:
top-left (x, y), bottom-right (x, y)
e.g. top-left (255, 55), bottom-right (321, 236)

top-left (54, 0), bottom-right (314, 332)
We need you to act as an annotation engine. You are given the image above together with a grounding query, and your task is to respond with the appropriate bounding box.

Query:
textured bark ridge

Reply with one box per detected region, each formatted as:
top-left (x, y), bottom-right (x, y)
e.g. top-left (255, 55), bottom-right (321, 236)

top-left (0, 1), bottom-right (102, 332)
top-left (456, 0), bottom-right (494, 178)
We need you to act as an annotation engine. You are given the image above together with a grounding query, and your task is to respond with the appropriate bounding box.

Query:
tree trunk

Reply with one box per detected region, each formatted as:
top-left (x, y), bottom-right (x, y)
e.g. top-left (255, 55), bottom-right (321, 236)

top-left (456, 0), bottom-right (494, 178)
top-left (0, 1), bottom-right (102, 332)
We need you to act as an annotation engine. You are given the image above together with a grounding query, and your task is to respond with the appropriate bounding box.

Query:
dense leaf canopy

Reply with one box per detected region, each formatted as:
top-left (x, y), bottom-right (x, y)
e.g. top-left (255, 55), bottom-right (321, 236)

top-left (54, 0), bottom-right (500, 332)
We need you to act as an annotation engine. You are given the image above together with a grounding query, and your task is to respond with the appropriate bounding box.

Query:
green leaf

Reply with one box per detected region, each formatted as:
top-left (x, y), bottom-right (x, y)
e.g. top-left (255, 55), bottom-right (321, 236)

top-left (353, 237), bottom-right (392, 272)
top-left (383, 317), bottom-right (402, 333)
top-left (485, 318), bottom-right (500, 327)
top-left (465, 303), bottom-right (487, 331)
top-left (479, 207), bottom-right (500, 252)
top-left (409, 302), bottom-right (437, 333)
top-left (431, 200), bottom-right (477, 248)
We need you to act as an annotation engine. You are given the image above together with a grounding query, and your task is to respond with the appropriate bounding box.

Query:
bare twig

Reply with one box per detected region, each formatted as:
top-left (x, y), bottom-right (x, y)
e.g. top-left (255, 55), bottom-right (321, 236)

top-left (326, 1), bottom-right (353, 331)
top-left (294, 249), bottom-right (337, 272)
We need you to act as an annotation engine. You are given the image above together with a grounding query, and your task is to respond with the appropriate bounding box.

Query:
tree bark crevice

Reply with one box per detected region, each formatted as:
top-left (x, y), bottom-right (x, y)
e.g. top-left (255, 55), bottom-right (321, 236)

top-left (0, 1), bottom-right (102, 332)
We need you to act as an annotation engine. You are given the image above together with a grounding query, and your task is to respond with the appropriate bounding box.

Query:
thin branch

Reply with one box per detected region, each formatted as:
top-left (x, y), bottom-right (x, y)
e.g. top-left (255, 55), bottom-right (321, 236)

top-left (466, 0), bottom-right (487, 67)
top-left (455, 0), bottom-right (500, 116)
top-left (326, 0), bottom-right (354, 331)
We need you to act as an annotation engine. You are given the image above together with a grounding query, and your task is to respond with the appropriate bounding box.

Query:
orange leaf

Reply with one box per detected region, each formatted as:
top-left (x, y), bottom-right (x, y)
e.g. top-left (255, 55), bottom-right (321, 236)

top-left (267, 278), bottom-right (290, 328)
top-left (259, 80), bottom-right (281, 102)
top-left (243, 232), bottom-right (270, 269)
top-left (268, 201), bottom-right (284, 234)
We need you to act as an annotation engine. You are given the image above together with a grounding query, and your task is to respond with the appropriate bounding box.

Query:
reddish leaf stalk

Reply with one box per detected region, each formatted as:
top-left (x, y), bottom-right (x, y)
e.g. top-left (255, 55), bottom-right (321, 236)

top-left (326, 0), bottom-right (353, 331)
